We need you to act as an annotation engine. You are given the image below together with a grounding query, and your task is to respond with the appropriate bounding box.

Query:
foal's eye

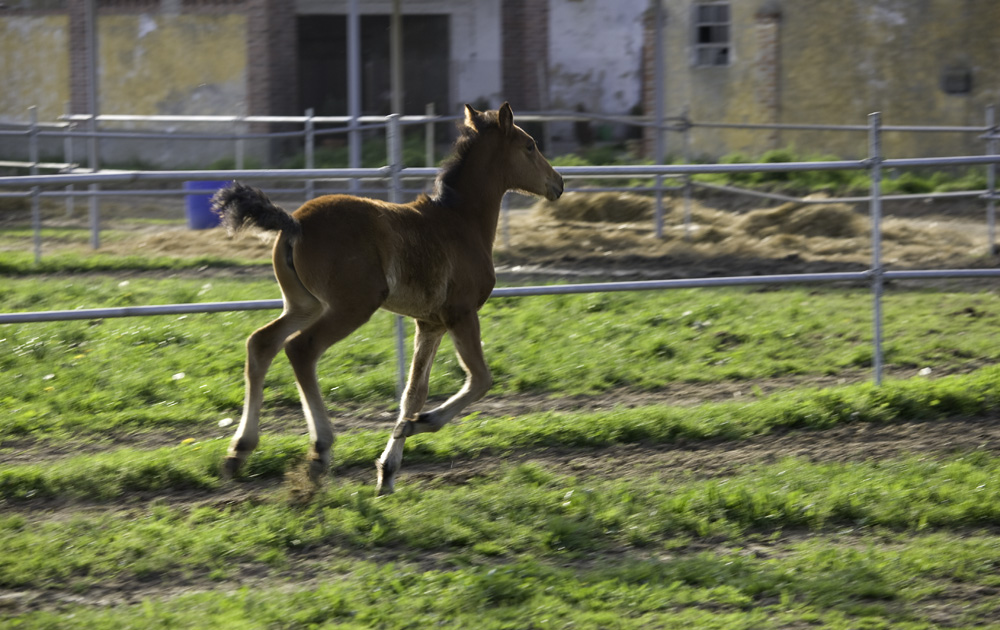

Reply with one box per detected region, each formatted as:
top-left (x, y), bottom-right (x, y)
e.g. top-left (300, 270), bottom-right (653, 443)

top-left (526, 141), bottom-right (536, 153)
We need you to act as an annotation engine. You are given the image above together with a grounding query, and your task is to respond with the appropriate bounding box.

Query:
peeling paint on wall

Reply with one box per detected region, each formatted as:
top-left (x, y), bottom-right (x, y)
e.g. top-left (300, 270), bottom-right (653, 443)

top-left (0, 15), bottom-right (70, 123)
top-left (0, 13), bottom-right (247, 125)
top-left (549, 0), bottom-right (646, 114)
top-left (137, 14), bottom-right (158, 39)
top-left (100, 14), bottom-right (247, 120)
top-left (660, 0), bottom-right (1000, 159)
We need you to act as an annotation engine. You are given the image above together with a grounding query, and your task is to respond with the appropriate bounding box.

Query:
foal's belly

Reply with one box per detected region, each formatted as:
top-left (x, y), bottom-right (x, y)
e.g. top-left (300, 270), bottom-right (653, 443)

top-left (379, 262), bottom-right (450, 320)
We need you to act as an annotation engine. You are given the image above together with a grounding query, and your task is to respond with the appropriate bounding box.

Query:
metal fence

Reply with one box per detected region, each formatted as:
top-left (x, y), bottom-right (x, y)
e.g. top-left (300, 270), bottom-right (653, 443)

top-left (2, 111), bottom-right (1000, 390)
top-left (2, 105), bottom-right (998, 250)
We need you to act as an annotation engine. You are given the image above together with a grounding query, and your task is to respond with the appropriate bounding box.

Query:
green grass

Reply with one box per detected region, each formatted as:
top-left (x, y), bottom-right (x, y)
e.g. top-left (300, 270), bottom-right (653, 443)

top-left (3, 272), bottom-right (1000, 627)
top-left (5, 453), bottom-right (1000, 627)
top-left (2, 363), bottom-right (1000, 504)
top-left (2, 277), bottom-right (999, 446)
top-left (9, 535), bottom-right (998, 629)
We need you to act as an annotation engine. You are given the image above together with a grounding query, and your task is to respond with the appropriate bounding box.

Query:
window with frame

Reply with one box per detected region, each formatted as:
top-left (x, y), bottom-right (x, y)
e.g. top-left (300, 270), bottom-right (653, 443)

top-left (693, 2), bottom-right (730, 67)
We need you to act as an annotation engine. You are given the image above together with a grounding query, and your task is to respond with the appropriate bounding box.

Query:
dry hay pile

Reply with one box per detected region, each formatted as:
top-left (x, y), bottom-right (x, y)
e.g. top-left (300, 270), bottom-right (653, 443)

top-left (519, 191), bottom-right (987, 268)
top-left (5, 191), bottom-right (989, 271)
top-left (542, 191), bottom-right (654, 223)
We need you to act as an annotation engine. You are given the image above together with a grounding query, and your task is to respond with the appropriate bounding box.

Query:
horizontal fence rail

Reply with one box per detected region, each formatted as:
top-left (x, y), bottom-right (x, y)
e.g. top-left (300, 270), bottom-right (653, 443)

top-left (5, 268), bottom-right (999, 327)
top-left (4, 153), bottom-right (998, 189)
top-left (2, 111), bottom-right (999, 389)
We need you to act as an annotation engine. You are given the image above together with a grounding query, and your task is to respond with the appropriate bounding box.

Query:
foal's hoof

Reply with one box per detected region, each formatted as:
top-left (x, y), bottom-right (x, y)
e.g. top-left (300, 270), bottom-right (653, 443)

top-left (306, 459), bottom-right (329, 484)
top-left (374, 459), bottom-right (395, 496)
top-left (221, 456), bottom-right (243, 480)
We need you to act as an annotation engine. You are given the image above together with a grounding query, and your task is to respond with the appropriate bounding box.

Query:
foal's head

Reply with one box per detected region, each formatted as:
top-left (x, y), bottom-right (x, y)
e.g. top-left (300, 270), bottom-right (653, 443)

top-left (450, 102), bottom-right (564, 202)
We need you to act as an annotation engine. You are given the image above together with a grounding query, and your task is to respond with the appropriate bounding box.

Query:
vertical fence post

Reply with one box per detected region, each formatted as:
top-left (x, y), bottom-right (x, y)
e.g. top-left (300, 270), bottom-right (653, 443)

top-left (682, 110), bottom-right (694, 240)
top-left (235, 114), bottom-right (245, 171)
top-left (29, 107), bottom-right (42, 264)
top-left (654, 172), bottom-right (665, 239)
top-left (387, 114), bottom-right (408, 396)
top-left (85, 0), bottom-right (100, 249)
top-left (304, 108), bottom-right (315, 202)
top-left (63, 101), bottom-right (75, 217)
top-left (347, 0), bottom-right (361, 193)
top-left (387, 114), bottom-right (402, 199)
top-left (868, 112), bottom-right (885, 386)
top-left (88, 113), bottom-right (100, 250)
top-left (652, 0), bottom-right (665, 239)
top-left (986, 105), bottom-right (997, 255)
top-left (425, 102), bottom-right (435, 168)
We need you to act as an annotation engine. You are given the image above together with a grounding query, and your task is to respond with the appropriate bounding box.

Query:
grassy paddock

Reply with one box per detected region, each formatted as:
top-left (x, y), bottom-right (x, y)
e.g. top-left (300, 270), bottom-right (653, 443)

top-left (4, 452), bottom-right (1000, 628)
top-left (2, 364), bottom-right (999, 503)
top-left (2, 276), bottom-right (999, 446)
top-left (2, 273), bottom-right (1000, 627)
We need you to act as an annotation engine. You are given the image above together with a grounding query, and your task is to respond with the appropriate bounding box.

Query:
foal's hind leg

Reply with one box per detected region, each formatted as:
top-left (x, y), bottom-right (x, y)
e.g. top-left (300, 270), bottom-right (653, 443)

top-left (285, 305), bottom-right (378, 481)
top-left (376, 319), bottom-right (446, 495)
top-left (224, 306), bottom-right (319, 477)
top-left (224, 233), bottom-right (321, 478)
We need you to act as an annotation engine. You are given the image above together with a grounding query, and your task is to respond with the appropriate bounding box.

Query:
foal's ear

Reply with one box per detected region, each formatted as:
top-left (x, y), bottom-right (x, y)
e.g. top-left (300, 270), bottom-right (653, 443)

top-left (498, 102), bottom-right (514, 136)
top-left (464, 104), bottom-right (480, 131)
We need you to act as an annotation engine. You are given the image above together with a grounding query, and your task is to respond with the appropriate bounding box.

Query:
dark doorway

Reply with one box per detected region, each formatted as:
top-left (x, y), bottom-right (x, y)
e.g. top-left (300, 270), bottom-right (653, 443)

top-left (298, 14), bottom-right (450, 116)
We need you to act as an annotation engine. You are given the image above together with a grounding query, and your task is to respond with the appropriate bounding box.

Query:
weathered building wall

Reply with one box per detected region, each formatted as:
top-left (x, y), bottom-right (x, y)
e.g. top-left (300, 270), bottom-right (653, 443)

top-left (547, 0), bottom-right (646, 142)
top-left (777, 0), bottom-right (1000, 158)
top-left (98, 13), bottom-right (247, 118)
top-left (0, 6), bottom-right (249, 166)
top-left (0, 15), bottom-right (71, 124)
top-left (657, 0), bottom-right (770, 158)
top-left (94, 12), bottom-right (249, 166)
top-left (655, 0), bottom-right (1000, 160)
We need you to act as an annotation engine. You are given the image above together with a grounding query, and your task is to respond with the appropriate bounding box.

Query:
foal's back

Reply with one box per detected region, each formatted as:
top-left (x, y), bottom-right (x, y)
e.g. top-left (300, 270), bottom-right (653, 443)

top-left (287, 194), bottom-right (493, 322)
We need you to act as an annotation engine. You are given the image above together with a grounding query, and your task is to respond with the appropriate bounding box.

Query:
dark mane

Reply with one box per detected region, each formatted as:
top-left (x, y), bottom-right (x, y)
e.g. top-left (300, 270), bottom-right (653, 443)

top-left (431, 109), bottom-right (501, 207)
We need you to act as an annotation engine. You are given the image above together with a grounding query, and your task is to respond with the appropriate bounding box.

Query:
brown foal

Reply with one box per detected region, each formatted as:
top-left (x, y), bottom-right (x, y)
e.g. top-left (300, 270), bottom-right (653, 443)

top-left (211, 103), bottom-right (563, 495)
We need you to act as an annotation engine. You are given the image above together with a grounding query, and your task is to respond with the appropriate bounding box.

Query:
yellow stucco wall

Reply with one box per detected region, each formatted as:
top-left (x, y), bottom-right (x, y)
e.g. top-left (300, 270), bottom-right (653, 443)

top-left (662, 0), bottom-right (1000, 159)
top-left (661, 0), bottom-right (772, 157)
top-left (0, 15), bottom-right (70, 123)
top-left (0, 12), bottom-right (247, 125)
top-left (98, 13), bottom-right (248, 121)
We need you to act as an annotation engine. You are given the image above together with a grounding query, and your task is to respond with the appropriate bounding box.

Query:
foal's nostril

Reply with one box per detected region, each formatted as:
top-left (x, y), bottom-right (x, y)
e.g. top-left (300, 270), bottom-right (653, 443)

top-left (548, 177), bottom-right (564, 200)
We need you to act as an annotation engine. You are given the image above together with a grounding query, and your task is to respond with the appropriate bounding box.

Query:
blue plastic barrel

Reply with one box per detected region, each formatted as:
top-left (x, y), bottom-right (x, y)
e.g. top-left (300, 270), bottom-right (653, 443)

top-left (183, 180), bottom-right (228, 229)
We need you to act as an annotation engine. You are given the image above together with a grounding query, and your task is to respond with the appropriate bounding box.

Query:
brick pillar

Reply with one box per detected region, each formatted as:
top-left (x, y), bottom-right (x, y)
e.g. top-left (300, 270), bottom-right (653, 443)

top-left (501, 0), bottom-right (549, 111)
top-left (640, 3), bottom-right (664, 160)
top-left (246, 0), bottom-right (298, 118)
top-left (755, 8), bottom-right (781, 150)
top-left (67, 0), bottom-right (91, 115)
top-left (244, 0), bottom-right (298, 160)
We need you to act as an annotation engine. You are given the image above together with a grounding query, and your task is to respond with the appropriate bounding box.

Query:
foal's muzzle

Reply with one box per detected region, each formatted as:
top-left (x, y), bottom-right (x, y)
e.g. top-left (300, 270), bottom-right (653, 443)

top-left (546, 173), bottom-right (565, 201)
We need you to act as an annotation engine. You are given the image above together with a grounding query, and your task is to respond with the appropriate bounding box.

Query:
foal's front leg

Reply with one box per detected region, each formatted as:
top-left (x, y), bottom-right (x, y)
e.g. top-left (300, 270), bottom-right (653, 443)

top-left (376, 320), bottom-right (445, 495)
top-left (413, 313), bottom-right (493, 432)
top-left (376, 313), bottom-right (492, 495)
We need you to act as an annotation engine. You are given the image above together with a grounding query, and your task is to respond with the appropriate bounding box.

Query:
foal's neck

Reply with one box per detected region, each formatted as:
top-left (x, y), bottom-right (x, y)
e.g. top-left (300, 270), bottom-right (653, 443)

top-left (434, 161), bottom-right (507, 252)
top-left (457, 182), bottom-right (507, 250)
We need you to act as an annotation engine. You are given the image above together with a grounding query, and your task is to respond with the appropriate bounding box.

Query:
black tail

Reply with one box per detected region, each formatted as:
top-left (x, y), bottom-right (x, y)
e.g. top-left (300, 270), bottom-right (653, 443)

top-left (211, 182), bottom-right (301, 240)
